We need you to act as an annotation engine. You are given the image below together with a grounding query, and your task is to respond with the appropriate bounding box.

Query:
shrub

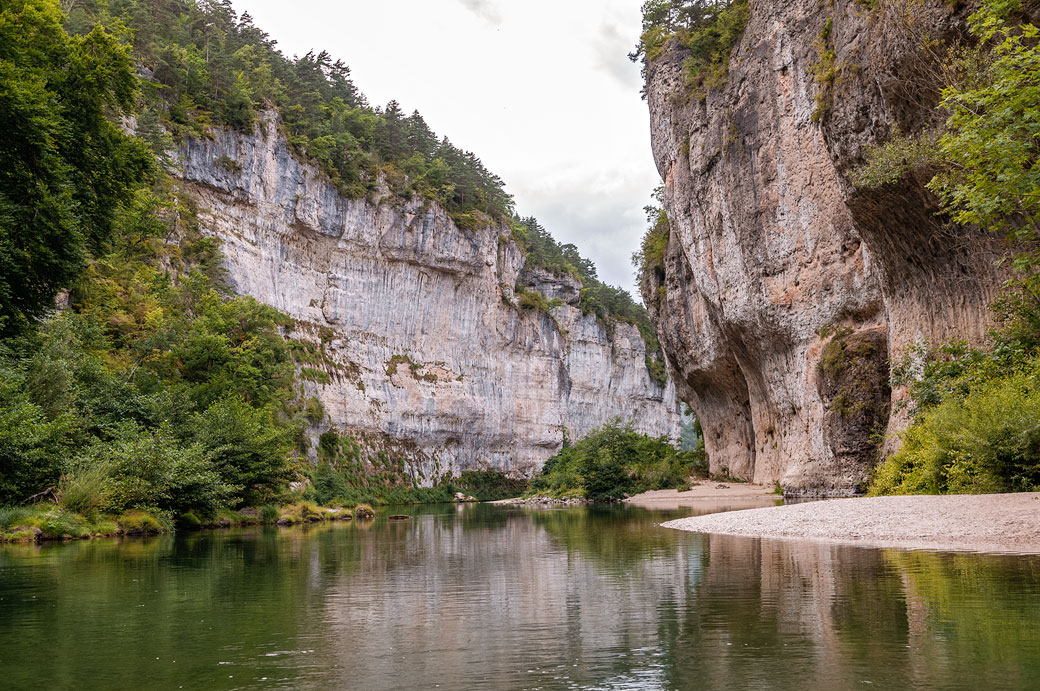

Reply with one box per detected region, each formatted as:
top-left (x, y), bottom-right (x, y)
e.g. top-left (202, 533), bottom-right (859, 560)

top-left (177, 512), bottom-right (202, 529)
top-left (872, 361), bottom-right (1040, 495)
top-left (456, 469), bottom-right (529, 501)
top-left (73, 423), bottom-right (231, 517)
top-left (530, 419), bottom-right (702, 501)
top-left (630, 0), bottom-right (751, 98)
top-left (191, 397), bottom-right (294, 507)
top-left (117, 510), bottom-right (168, 535)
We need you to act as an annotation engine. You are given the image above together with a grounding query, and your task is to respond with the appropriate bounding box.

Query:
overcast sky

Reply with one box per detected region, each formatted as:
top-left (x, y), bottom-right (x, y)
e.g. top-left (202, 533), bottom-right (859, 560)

top-left (230, 0), bottom-right (658, 296)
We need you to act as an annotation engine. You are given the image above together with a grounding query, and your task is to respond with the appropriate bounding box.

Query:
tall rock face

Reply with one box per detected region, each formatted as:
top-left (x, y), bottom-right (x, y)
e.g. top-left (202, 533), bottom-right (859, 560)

top-left (643, 0), bottom-right (1007, 495)
top-left (173, 112), bottom-right (680, 479)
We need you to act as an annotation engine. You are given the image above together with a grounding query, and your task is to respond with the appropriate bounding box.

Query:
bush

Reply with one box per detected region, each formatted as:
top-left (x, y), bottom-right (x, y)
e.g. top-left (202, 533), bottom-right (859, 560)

top-left (191, 397), bottom-right (294, 507)
top-left (456, 469), bottom-right (529, 501)
top-left (872, 361), bottom-right (1040, 495)
top-left (530, 419), bottom-right (702, 501)
top-left (73, 423), bottom-right (232, 517)
top-left (630, 0), bottom-right (751, 97)
top-left (117, 510), bottom-right (168, 535)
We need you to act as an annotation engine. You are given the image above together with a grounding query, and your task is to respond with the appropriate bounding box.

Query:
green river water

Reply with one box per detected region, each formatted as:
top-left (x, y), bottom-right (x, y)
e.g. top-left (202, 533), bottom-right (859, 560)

top-left (1, 501), bottom-right (1038, 690)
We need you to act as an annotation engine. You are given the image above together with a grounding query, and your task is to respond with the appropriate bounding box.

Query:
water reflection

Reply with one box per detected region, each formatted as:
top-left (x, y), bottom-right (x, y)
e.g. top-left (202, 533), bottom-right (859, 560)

top-left (0, 504), bottom-right (1037, 690)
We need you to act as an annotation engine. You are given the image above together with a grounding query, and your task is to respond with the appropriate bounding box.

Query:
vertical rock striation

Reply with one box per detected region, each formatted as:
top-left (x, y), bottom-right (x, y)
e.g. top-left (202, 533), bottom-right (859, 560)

top-left (643, 0), bottom-right (1007, 495)
top-left (173, 112), bottom-right (680, 480)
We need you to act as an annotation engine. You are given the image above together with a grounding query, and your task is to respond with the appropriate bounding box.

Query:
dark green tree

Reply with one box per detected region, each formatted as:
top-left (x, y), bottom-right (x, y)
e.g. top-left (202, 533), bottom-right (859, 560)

top-left (0, 0), bottom-right (152, 333)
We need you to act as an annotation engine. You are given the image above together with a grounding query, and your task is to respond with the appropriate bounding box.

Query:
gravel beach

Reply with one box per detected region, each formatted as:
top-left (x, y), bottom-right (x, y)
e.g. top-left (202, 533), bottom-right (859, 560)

top-left (662, 492), bottom-right (1040, 554)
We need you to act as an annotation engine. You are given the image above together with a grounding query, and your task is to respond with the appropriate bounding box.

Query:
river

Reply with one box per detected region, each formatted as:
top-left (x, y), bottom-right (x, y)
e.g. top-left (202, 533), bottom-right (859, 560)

top-left (1, 501), bottom-right (1038, 689)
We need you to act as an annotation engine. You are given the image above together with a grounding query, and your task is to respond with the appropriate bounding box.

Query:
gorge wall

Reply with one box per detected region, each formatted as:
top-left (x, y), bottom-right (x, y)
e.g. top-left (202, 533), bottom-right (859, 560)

top-left (173, 112), bottom-right (680, 480)
top-left (643, 0), bottom-right (1008, 495)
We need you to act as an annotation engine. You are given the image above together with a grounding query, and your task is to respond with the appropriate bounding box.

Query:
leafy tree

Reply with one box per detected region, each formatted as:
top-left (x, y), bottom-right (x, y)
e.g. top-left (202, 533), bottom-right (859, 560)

top-left (191, 396), bottom-right (293, 507)
top-left (926, 1), bottom-right (1040, 263)
top-left (629, 0), bottom-right (750, 97)
top-left (0, 0), bottom-right (152, 332)
top-left (530, 419), bottom-right (704, 501)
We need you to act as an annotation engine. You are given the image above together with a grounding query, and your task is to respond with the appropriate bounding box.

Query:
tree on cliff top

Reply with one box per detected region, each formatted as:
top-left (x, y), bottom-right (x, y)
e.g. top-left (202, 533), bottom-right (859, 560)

top-left (70, 0), bottom-right (514, 226)
top-left (629, 0), bottom-right (750, 98)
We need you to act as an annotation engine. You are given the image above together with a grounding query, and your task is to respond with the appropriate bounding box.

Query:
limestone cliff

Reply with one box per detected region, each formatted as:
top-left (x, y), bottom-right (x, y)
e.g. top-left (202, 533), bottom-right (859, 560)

top-left (643, 0), bottom-right (1008, 495)
top-left (172, 112), bottom-right (679, 479)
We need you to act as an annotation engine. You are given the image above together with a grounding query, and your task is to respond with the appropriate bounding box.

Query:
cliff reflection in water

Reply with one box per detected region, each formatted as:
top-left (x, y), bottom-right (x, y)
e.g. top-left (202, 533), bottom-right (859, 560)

top-left (0, 503), bottom-right (1037, 690)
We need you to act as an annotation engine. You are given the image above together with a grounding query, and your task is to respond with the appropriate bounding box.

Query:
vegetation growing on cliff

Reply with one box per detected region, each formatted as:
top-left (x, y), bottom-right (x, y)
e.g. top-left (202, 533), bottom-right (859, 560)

top-left (69, 0), bottom-right (513, 225)
top-left (529, 419), bottom-right (706, 501)
top-left (866, 0), bottom-right (1040, 495)
top-left (633, 188), bottom-right (671, 306)
top-left (0, 1), bottom-right (306, 522)
top-left (630, 0), bottom-right (751, 98)
top-left (513, 216), bottom-right (670, 387)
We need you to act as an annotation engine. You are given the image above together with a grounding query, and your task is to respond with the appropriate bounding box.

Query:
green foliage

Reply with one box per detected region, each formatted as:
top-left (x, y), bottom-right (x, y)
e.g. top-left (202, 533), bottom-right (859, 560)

top-left (852, 0), bottom-right (1040, 496)
top-left (872, 359), bottom-right (1040, 494)
top-left (305, 430), bottom-right (528, 505)
top-left (515, 288), bottom-right (561, 315)
top-left (850, 129), bottom-right (941, 188)
top-left (515, 216), bottom-right (669, 388)
top-left (456, 469), bottom-right (529, 501)
top-left (72, 423), bottom-right (232, 516)
top-left (630, 0), bottom-right (750, 98)
top-left (633, 207), bottom-right (670, 296)
top-left (0, 180), bottom-right (303, 515)
top-left (530, 419), bottom-right (705, 501)
top-left (75, 0), bottom-right (513, 222)
top-left (926, 2), bottom-right (1040, 256)
top-left (0, 0), bottom-right (153, 332)
top-left (811, 17), bottom-right (840, 122)
top-left (0, 366), bottom-right (74, 504)
top-left (191, 396), bottom-right (294, 507)
top-left (853, 0), bottom-right (1040, 265)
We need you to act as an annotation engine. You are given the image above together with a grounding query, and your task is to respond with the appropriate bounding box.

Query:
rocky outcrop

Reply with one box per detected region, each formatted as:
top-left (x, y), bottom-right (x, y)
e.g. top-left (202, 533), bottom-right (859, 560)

top-left (643, 0), bottom-right (1007, 495)
top-left (173, 112), bottom-right (679, 480)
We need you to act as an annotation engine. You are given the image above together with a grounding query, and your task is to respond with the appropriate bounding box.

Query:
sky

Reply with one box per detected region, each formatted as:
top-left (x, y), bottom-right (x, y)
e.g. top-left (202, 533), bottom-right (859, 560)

top-left (230, 0), bottom-right (659, 296)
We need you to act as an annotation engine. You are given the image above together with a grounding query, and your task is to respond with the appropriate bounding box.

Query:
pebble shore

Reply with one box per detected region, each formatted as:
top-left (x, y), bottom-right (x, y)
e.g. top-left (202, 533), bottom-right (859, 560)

top-left (662, 492), bottom-right (1040, 554)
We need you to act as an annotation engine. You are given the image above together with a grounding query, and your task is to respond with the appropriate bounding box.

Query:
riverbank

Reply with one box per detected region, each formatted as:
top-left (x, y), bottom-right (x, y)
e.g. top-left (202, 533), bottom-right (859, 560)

top-left (0, 502), bottom-right (370, 544)
top-left (662, 492), bottom-right (1040, 554)
top-left (625, 482), bottom-right (777, 505)
top-left (492, 481), bottom-right (778, 508)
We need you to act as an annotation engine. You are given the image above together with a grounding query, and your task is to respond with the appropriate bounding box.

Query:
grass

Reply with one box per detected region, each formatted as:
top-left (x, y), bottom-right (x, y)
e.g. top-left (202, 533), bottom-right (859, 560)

top-left (0, 500), bottom-right (359, 543)
top-left (0, 505), bottom-right (170, 542)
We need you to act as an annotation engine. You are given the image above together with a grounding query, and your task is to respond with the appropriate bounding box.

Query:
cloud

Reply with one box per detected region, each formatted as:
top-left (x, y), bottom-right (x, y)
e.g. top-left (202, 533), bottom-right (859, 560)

top-left (511, 169), bottom-right (653, 295)
top-left (593, 22), bottom-right (642, 90)
top-left (455, 0), bottom-right (502, 26)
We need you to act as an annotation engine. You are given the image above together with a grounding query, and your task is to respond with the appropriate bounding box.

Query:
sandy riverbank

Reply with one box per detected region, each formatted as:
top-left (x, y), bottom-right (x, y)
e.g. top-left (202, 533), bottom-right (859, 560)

top-left (491, 481), bottom-right (779, 507)
top-left (625, 482), bottom-right (777, 505)
top-left (662, 492), bottom-right (1040, 554)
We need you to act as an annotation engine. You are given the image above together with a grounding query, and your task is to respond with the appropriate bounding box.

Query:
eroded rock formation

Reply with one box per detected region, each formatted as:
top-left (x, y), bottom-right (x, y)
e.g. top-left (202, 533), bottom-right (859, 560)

top-left (173, 112), bottom-right (679, 480)
top-left (643, 0), bottom-right (1007, 494)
